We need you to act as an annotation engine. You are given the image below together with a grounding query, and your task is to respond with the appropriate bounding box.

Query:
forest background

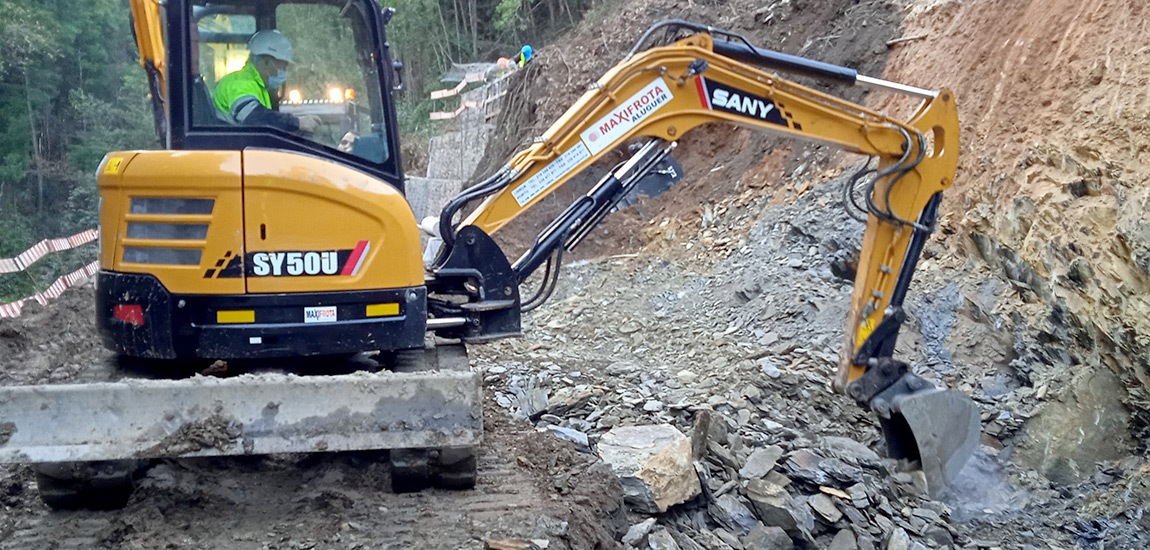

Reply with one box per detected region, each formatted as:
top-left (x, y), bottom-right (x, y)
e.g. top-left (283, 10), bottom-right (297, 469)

top-left (0, 0), bottom-right (607, 301)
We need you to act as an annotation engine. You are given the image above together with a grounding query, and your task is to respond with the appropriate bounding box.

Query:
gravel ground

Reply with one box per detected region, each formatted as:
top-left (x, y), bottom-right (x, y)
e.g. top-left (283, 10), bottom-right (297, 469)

top-left (475, 167), bottom-right (1149, 550)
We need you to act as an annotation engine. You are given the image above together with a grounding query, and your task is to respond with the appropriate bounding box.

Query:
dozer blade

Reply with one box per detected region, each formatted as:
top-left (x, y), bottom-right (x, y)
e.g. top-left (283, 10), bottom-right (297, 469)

top-left (0, 370), bottom-right (481, 464)
top-left (889, 388), bottom-right (980, 497)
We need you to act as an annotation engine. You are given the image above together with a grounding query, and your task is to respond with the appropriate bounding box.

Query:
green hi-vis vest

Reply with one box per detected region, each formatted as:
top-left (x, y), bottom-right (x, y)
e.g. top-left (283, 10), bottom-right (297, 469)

top-left (213, 61), bottom-right (271, 117)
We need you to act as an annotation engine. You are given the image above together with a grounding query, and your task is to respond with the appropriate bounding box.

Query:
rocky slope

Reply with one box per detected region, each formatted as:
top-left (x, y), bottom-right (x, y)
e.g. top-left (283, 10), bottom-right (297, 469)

top-left (475, 164), bottom-right (1149, 549)
top-left (465, 0), bottom-right (1150, 547)
top-left (477, 0), bottom-right (1149, 499)
top-left (880, 0), bottom-right (1150, 480)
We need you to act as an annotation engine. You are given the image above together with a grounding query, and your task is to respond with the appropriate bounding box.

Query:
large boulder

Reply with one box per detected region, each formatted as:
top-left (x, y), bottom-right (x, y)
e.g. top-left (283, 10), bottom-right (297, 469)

top-left (598, 424), bottom-right (701, 513)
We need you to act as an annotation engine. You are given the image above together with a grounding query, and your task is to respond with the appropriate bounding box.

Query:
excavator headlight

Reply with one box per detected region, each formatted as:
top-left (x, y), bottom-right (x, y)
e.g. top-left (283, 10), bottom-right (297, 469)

top-left (287, 89), bottom-right (302, 104)
top-left (328, 88), bottom-right (344, 103)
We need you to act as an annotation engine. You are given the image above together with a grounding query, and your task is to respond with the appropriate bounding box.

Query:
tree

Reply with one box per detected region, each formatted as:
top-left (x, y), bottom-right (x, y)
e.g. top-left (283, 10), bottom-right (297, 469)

top-left (0, 0), bottom-right (153, 301)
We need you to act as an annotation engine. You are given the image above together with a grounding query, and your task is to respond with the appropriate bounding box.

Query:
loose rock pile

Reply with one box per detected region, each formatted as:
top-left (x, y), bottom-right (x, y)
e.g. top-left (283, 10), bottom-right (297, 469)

top-left (475, 163), bottom-right (1149, 549)
top-left (475, 171), bottom-right (982, 549)
top-left (484, 354), bottom-right (969, 550)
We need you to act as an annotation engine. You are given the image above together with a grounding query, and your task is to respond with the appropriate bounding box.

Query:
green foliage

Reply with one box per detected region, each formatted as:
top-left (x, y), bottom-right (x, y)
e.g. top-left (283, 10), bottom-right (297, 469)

top-left (0, 0), bottom-right (154, 303)
top-left (277, 4), bottom-right (367, 98)
top-left (0, 215), bottom-right (37, 302)
top-left (0, 1), bottom-right (61, 73)
top-left (385, 0), bottom-right (604, 137)
top-left (0, 152), bottom-right (25, 183)
top-left (68, 71), bottom-right (156, 176)
top-left (396, 96), bottom-right (438, 139)
top-left (494, 0), bottom-right (527, 33)
top-left (0, 243), bottom-right (97, 303)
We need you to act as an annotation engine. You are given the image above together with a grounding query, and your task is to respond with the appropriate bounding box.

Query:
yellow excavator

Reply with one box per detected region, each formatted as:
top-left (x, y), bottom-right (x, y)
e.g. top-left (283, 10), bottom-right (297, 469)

top-left (0, 0), bottom-right (979, 508)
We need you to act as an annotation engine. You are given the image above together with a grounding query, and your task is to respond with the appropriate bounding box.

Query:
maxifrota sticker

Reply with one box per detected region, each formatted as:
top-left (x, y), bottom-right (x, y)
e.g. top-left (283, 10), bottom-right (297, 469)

top-left (580, 77), bottom-right (674, 155)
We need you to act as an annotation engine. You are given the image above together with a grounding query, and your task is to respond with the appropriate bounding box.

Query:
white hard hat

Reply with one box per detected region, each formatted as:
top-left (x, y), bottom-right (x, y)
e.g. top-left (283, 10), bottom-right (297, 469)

top-left (248, 30), bottom-right (293, 63)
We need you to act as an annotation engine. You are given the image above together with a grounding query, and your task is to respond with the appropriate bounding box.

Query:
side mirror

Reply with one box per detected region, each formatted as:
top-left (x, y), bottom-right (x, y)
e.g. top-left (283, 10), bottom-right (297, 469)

top-left (381, 7), bottom-right (395, 25)
top-left (392, 61), bottom-right (404, 91)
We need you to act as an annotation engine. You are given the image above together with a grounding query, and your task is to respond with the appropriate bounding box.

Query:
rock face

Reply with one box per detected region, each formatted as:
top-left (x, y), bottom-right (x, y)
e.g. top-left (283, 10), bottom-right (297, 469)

top-left (818, 437), bottom-right (880, 465)
top-left (598, 424), bottom-right (701, 513)
top-left (808, 493), bottom-right (842, 523)
top-left (1015, 367), bottom-right (1134, 483)
top-left (622, 518), bottom-right (657, 546)
top-left (708, 493), bottom-right (758, 537)
top-left (648, 528), bottom-right (682, 550)
top-left (828, 529), bottom-right (856, 550)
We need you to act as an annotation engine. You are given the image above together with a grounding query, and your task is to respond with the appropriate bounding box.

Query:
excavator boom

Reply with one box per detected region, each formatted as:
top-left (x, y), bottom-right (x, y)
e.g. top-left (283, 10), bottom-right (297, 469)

top-left (431, 21), bottom-right (978, 494)
top-left (129, 0), bottom-right (166, 94)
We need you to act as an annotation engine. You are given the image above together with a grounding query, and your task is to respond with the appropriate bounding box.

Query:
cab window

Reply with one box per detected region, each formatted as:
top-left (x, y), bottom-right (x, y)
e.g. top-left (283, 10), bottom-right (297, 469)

top-left (190, 0), bottom-right (389, 165)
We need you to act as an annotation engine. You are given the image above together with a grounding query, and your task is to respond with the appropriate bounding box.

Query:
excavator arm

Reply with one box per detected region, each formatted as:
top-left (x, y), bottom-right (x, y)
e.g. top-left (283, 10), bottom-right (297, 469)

top-left (129, 0), bottom-right (168, 143)
top-left (430, 21), bottom-right (977, 494)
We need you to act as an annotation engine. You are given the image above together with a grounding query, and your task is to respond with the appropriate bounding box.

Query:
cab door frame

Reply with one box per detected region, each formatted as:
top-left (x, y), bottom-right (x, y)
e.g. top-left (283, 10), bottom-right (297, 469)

top-left (163, 0), bottom-right (406, 192)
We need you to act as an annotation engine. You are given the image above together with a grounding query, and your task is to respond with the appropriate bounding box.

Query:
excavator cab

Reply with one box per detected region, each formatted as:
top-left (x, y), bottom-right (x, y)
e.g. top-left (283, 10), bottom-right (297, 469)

top-left (99, 0), bottom-right (426, 361)
top-left (187, 0), bottom-right (391, 163)
top-left (182, 0), bottom-right (392, 167)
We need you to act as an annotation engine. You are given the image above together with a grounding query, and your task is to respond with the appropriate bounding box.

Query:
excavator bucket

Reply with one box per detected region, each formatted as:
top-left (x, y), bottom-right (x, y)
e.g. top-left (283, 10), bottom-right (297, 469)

top-left (884, 388), bottom-right (980, 497)
top-left (0, 369), bottom-right (482, 464)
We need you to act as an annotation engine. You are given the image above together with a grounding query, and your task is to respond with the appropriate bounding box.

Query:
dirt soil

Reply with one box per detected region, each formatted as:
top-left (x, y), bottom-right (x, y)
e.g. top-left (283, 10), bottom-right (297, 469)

top-left (0, 286), bottom-right (626, 550)
top-left (3, 0), bottom-right (1150, 549)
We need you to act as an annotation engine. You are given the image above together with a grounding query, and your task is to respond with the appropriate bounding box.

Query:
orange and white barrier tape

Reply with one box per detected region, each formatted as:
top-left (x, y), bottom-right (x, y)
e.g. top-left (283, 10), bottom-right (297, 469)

top-left (0, 261), bottom-right (100, 318)
top-left (0, 229), bottom-right (98, 274)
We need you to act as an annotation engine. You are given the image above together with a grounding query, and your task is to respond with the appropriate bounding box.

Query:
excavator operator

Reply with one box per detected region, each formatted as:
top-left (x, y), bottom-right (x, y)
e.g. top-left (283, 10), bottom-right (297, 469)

top-left (213, 30), bottom-right (320, 133)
